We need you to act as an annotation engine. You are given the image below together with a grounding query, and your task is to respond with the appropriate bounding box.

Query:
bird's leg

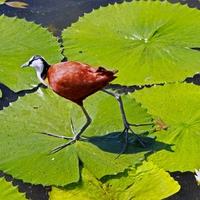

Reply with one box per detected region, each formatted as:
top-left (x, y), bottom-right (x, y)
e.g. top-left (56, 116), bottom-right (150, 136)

top-left (40, 131), bottom-right (73, 139)
top-left (71, 106), bottom-right (92, 140)
top-left (49, 106), bottom-right (92, 154)
top-left (102, 89), bottom-right (153, 156)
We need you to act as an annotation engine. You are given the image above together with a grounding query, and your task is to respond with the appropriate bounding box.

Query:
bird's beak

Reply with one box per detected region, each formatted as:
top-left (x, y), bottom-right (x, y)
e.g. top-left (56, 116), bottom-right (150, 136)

top-left (21, 62), bottom-right (29, 68)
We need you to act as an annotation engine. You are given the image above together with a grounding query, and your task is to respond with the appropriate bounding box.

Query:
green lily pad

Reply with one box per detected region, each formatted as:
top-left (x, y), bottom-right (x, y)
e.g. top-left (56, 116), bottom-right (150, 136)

top-left (131, 82), bottom-right (200, 172)
top-left (49, 161), bottom-right (180, 200)
top-left (0, 177), bottom-right (26, 200)
top-left (0, 15), bottom-right (62, 89)
top-left (62, 1), bottom-right (200, 85)
top-left (0, 86), bottom-right (153, 186)
top-left (0, 0), bottom-right (5, 5)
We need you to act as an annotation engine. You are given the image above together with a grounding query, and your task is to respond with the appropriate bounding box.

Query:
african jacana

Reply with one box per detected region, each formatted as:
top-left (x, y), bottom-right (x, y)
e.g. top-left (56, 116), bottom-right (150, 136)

top-left (21, 55), bottom-right (151, 155)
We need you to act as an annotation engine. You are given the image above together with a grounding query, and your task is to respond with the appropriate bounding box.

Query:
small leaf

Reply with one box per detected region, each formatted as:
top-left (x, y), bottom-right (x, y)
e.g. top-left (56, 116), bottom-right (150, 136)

top-left (0, 0), bottom-right (6, 5)
top-left (0, 177), bottom-right (26, 200)
top-left (5, 2), bottom-right (28, 9)
top-left (0, 15), bottom-right (62, 90)
top-left (49, 162), bottom-right (180, 200)
top-left (132, 82), bottom-right (200, 172)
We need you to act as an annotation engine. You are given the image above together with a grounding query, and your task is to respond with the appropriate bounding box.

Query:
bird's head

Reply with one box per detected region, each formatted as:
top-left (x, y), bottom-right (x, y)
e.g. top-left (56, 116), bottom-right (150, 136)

top-left (21, 55), bottom-right (50, 84)
top-left (21, 55), bottom-right (48, 70)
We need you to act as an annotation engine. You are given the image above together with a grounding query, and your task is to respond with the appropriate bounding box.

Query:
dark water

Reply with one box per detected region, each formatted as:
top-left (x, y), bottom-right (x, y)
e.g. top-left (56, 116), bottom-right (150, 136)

top-left (1, 0), bottom-right (200, 36)
top-left (1, 0), bottom-right (200, 199)
top-left (0, 0), bottom-right (132, 36)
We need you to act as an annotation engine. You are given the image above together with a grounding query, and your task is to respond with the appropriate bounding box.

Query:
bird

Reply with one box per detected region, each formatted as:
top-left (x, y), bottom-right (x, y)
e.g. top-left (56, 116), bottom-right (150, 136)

top-left (21, 55), bottom-right (151, 155)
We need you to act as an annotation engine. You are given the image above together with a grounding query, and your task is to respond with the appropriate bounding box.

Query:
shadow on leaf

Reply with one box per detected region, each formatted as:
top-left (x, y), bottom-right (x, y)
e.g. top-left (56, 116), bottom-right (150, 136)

top-left (0, 82), bottom-right (47, 110)
top-left (85, 131), bottom-right (174, 156)
top-left (0, 82), bottom-right (174, 159)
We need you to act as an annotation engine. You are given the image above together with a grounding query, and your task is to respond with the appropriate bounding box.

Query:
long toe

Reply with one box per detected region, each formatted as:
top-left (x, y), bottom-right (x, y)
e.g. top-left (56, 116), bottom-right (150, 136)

top-left (48, 139), bottom-right (76, 154)
top-left (128, 126), bottom-right (146, 147)
top-left (70, 118), bottom-right (76, 135)
top-left (40, 131), bottom-right (73, 140)
top-left (116, 127), bottom-right (146, 158)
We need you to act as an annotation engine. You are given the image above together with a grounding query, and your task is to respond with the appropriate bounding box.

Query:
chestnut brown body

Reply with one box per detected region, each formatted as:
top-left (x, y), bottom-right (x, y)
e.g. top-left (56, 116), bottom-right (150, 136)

top-left (47, 61), bottom-right (118, 106)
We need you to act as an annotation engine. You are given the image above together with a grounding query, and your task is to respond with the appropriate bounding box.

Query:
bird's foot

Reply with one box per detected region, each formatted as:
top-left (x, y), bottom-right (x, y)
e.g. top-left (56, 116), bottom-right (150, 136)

top-left (38, 106), bottom-right (91, 154)
top-left (39, 131), bottom-right (84, 154)
top-left (70, 118), bottom-right (76, 136)
top-left (48, 137), bottom-right (77, 154)
top-left (116, 122), bottom-right (153, 158)
top-left (48, 127), bottom-right (89, 154)
top-left (40, 131), bottom-right (73, 140)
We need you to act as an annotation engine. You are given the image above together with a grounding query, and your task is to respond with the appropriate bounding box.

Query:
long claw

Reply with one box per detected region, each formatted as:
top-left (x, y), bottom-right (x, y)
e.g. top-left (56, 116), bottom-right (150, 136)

top-left (38, 106), bottom-right (92, 154)
top-left (70, 118), bottom-right (76, 135)
top-left (48, 140), bottom-right (75, 154)
top-left (128, 126), bottom-right (146, 147)
top-left (115, 125), bottom-right (146, 159)
top-left (115, 129), bottom-right (127, 159)
top-left (102, 88), bottom-right (152, 158)
top-left (39, 131), bottom-right (73, 140)
top-left (129, 122), bottom-right (154, 127)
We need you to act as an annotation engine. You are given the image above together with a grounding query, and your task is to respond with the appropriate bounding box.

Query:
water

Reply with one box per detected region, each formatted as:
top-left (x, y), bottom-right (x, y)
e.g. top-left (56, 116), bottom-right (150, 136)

top-left (1, 0), bottom-right (200, 199)
top-left (0, 0), bottom-right (131, 36)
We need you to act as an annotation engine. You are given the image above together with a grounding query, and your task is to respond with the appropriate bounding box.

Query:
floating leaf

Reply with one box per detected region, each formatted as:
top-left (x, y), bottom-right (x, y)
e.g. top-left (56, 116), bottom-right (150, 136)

top-left (0, 88), bottom-right (80, 186)
top-left (49, 161), bottom-right (180, 200)
top-left (5, 1), bottom-right (28, 9)
top-left (0, 15), bottom-right (62, 89)
top-left (132, 83), bottom-right (200, 172)
top-left (0, 86), bottom-right (153, 185)
top-left (0, 177), bottom-right (26, 200)
top-left (0, 0), bottom-right (5, 5)
top-left (62, 1), bottom-right (200, 85)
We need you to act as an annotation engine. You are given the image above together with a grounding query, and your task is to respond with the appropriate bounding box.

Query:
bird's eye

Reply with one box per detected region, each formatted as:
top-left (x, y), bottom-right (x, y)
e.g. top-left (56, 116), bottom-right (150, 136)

top-left (29, 59), bottom-right (35, 65)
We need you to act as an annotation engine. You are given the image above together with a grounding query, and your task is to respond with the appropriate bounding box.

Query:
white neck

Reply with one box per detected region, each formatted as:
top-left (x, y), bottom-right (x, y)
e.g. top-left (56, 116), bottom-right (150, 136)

top-left (36, 70), bottom-right (45, 83)
top-left (30, 59), bottom-right (45, 83)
